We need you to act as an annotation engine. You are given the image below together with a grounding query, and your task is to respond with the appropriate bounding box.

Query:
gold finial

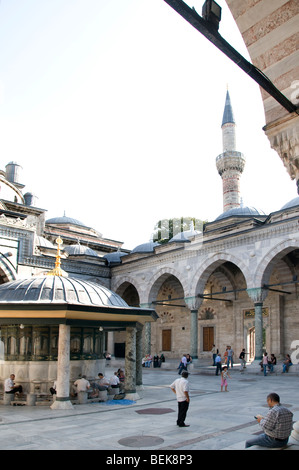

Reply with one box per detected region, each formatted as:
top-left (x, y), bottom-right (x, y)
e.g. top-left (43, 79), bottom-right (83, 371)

top-left (47, 236), bottom-right (68, 277)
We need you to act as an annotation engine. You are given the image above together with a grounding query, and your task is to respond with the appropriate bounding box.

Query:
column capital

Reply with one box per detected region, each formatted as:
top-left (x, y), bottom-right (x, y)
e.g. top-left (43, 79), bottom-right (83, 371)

top-left (184, 296), bottom-right (202, 310)
top-left (247, 287), bottom-right (268, 304)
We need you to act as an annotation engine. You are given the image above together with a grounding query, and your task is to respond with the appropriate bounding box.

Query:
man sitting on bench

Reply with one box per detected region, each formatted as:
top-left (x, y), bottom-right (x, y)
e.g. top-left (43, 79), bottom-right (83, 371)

top-left (4, 374), bottom-right (23, 395)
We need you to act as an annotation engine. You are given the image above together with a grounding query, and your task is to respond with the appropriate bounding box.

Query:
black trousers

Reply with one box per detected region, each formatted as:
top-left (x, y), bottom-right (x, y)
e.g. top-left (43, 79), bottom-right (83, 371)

top-left (177, 400), bottom-right (189, 426)
top-left (6, 385), bottom-right (22, 394)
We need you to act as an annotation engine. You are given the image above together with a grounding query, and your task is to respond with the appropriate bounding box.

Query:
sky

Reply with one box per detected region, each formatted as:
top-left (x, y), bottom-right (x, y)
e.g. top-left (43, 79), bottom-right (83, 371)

top-left (0, 0), bottom-right (297, 250)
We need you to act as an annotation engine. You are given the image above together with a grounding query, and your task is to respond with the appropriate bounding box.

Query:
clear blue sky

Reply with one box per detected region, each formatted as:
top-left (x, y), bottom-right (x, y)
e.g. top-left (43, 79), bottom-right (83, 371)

top-left (0, 0), bottom-right (296, 249)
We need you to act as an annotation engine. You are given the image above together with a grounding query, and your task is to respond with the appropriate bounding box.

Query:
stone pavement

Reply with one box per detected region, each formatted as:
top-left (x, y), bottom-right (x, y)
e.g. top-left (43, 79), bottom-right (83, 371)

top-left (0, 361), bottom-right (299, 453)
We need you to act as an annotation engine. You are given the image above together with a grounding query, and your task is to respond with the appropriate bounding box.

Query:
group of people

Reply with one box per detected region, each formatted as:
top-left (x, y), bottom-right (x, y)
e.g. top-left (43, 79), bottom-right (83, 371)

top-left (177, 354), bottom-right (192, 374)
top-left (49, 369), bottom-right (125, 399)
top-left (170, 371), bottom-right (294, 448)
top-left (213, 345), bottom-right (293, 377)
top-left (142, 353), bottom-right (165, 368)
top-left (214, 346), bottom-right (238, 375)
top-left (212, 345), bottom-right (237, 371)
top-left (261, 352), bottom-right (293, 375)
top-left (260, 352), bottom-right (277, 376)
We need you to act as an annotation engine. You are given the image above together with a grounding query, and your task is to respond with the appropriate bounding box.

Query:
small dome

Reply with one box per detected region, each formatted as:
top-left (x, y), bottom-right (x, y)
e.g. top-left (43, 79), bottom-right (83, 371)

top-left (280, 196), bottom-right (299, 210)
top-left (103, 251), bottom-right (128, 265)
top-left (35, 236), bottom-right (55, 249)
top-left (46, 215), bottom-right (87, 228)
top-left (0, 275), bottom-right (128, 307)
top-left (215, 206), bottom-right (264, 221)
top-left (131, 241), bottom-right (160, 254)
top-left (169, 226), bottom-right (201, 243)
top-left (64, 244), bottom-right (99, 257)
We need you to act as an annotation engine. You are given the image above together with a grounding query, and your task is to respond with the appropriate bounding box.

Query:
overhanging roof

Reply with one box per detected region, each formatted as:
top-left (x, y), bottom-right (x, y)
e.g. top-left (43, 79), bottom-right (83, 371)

top-left (0, 302), bottom-right (158, 327)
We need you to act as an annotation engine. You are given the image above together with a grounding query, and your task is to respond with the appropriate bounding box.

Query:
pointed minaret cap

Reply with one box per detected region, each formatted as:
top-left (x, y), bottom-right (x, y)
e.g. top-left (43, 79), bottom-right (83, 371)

top-left (221, 89), bottom-right (235, 126)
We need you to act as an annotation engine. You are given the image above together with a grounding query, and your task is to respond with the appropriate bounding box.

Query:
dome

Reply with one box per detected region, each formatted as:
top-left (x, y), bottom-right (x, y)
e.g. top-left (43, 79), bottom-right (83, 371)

top-left (0, 275), bottom-right (128, 308)
top-left (280, 196), bottom-right (299, 210)
top-left (215, 206), bottom-right (265, 221)
top-left (45, 215), bottom-right (87, 228)
top-left (35, 236), bottom-right (55, 249)
top-left (131, 241), bottom-right (160, 254)
top-left (64, 244), bottom-right (99, 257)
top-left (103, 251), bottom-right (128, 265)
top-left (169, 227), bottom-right (201, 243)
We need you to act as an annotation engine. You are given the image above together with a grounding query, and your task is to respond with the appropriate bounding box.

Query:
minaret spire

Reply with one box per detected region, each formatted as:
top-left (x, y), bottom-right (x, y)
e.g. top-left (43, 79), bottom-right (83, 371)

top-left (216, 89), bottom-right (245, 212)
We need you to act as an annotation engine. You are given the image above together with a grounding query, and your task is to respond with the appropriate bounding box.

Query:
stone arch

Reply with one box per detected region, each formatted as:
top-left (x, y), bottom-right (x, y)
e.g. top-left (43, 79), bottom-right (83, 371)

top-left (0, 257), bottom-right (17, 283)
top-left (112, 276), bottom-right (141, 307)
top-left (112, 275), bottom-right (141, 295)
top-left (190, 252), bottom-right (252, 299)
top-left (253, 239), bottom-right (299, 288)
top-left (146, 267), bottom-right (188, 305)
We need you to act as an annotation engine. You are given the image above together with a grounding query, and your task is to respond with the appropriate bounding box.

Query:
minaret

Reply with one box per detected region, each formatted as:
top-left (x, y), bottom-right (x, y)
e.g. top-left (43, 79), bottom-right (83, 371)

top-left (216, 90), bottom-right (245, 212)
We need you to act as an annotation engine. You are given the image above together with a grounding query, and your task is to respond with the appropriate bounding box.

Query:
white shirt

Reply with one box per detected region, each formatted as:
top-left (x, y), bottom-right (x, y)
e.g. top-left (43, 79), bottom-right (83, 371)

top-left (170, 377), bottom-right (189, 402)
top-left (4, 378), bottom-right (14, 392)
top-left (109, 375), bottom-right (120, 386)
top-left (74, 377), bottom-right (90, 392)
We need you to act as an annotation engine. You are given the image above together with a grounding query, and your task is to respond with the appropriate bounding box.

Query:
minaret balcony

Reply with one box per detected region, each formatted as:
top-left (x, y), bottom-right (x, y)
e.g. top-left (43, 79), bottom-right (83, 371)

top-left (216, 151), bottom-right (245, 175)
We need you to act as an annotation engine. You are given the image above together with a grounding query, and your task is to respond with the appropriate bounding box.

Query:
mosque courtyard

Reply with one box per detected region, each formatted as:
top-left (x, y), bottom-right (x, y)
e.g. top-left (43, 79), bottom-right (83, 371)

top-left (0, 361), bottom-right (298, 453)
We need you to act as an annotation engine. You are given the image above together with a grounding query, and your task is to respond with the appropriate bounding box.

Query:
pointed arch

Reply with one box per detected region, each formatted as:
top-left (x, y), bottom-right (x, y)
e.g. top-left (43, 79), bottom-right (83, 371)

top-left (190, 252), bottom-right (251, 299)
top-left (0, 256), bottom-right (17, 284)
top-left (253, 239), bottom-right (299, 288)
top-left (146, 267), bottom-right (188, 305)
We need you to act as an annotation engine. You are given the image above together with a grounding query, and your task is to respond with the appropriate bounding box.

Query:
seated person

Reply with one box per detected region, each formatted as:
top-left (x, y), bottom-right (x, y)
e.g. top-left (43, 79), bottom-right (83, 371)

top-left (282, 354), bottom-right (292, 373)
top-left (117, 369), bottom-right (125, 391)
top-left (142, 354), bottom-right (152, 367)
top-left (4, 374), bottom-right (23, 395)
top-left (108, 372), bottom-right (120, 392)
top-left (91, 373), bottom-right (109, 395)
top-left (50, 380), bottom-right (57, 395)
top-left (73, 375), bottom-right (90, 397)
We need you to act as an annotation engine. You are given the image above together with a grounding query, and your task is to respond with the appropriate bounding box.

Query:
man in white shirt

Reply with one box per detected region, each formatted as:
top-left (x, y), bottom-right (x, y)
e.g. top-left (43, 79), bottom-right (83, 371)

top-left (170, 371), bottom-right (190, 427)
top-left (109, 373), bottom-right (120, 389)
top-left (4, 374), bottom-right (23, 394)
top-left (74, 375), bottom-right (90, 392)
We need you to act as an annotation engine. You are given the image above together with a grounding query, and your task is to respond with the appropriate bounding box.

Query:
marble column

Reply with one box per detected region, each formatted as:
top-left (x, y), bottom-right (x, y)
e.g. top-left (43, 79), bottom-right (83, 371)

top-left (185, 297), bottom-right (202, 363)
top-left (247, 288), bottom-right (268, 364)
top-left (190, 310), bottom-right (198, 359)
top-left (144, 322), bottom-right (151, 355)
top-left (253, 302), bottom-right (263, 362)
top-left (124, 326), bottom-right (139, 400)
top-left (136, 327), bottom-right (143, 389)
top-left (51, 324), bottom-right (73, 410)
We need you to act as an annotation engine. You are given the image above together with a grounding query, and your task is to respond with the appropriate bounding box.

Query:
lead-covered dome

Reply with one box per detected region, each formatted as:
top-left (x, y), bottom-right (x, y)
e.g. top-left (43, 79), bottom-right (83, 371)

top-left (35, 236), bottom-right (55, 249)
top-left (280, 196), bottom-right (299, 210)
top-left (104, 251), bottom-right (128, 265)
top-left (45, 215), bottom-right (88, 228)
top-left (0, 276), bottom-right (128, 307)
top-left (64, 244), bottom-right (99, 257)
top-left (169, 226), bottom-right (201, 243)
top-left (131, 241), bottom-right (160, 253)
top-left (215, 206), bottom-right (265, 221)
